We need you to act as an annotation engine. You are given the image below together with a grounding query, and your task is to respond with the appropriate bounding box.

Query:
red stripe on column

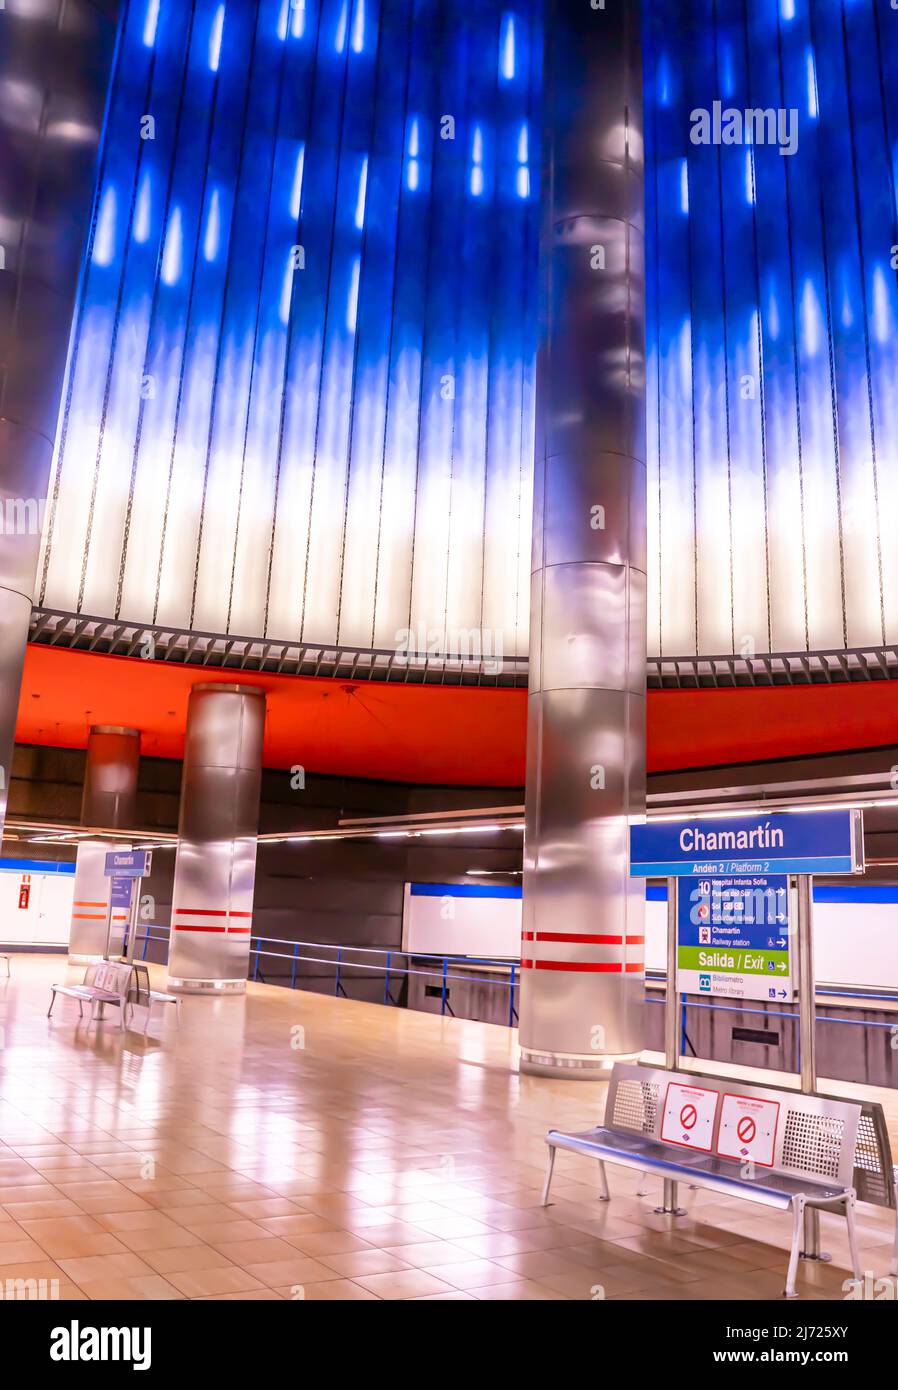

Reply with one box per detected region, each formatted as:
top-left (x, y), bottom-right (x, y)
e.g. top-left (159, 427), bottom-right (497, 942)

top-left (521, 933), bottom-right (645, 945)
top-left (173, 908), bottom-right (252, 918)
top-left (174, 924), bottom-right (228, 934)
top-left (521, 959), bottom-right (629, 973)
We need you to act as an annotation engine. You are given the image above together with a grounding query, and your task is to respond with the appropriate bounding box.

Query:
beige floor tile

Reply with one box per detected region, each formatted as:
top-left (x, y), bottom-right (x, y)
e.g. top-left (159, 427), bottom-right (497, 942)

top-left (241, 1255), bottom-right (341, 1287)
top-left (420, 1258), bottom-right (517, 1290)
top-left (352, 1269), bottom-right (458, 1299)
top-left (165, 1265), bottom-right (267, 1297)
top-left (142, 1243), bottom-right (237, 1275)
top-left (0, 955), bottom-right (895, 1305)
top-left (275, 1278), bottom-right (381, 1301)
top-left (320, 1248), bottom-right (412, 1277)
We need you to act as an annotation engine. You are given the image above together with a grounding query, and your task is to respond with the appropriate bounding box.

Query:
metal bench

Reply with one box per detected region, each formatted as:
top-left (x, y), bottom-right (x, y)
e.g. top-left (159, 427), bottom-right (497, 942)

top-left (48, 961), bottom-right (134, 1031)
top-left (541, 1061), bottom-right (867, 1298)
top-left (126, 963), bottom-right (181, 1034)
top-left (627, 1070), bottom-right (898, 1283)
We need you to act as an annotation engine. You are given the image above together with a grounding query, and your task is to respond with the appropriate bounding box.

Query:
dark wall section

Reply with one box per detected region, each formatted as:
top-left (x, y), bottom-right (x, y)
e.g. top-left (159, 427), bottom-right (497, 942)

top-left (5, 744), bottom-right (523, 984)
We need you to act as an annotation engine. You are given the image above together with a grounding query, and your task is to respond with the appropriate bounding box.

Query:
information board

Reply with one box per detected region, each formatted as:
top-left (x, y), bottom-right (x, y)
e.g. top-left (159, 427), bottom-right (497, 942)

top-left (629, 809), bottom-right (863, 878)
top-left (104, 849), bottom-right (152, 879)
top-left (110, 876), bottom-right (135, 911)
top-left (676, 874), bottom-right (795, 1003)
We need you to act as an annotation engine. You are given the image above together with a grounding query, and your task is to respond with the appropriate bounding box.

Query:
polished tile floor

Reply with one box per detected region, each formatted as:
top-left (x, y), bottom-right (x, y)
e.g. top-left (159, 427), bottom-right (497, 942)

top-left (0, 954), bottom-right (895, 1301)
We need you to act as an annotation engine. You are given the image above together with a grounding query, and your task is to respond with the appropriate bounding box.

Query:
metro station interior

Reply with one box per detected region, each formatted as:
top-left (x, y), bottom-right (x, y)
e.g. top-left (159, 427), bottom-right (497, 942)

top-left (3, 0), bottom-right (898, 1320)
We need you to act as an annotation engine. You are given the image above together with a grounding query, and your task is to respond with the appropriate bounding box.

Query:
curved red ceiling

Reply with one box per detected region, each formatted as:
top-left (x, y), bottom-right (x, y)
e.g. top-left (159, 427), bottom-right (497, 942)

top-left (15, 644), bottom-right (898, 786)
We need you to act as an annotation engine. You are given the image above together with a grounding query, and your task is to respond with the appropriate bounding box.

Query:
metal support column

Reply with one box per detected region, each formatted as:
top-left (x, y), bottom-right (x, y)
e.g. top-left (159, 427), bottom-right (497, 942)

top-left (69, 727), bottom-right (141, 963)
top-left (0, 1), bottom-right (119, 842)
top-left (519, 0), bottom-right (647, 1077)
top-left (167, 683), bottom-right (265, 995)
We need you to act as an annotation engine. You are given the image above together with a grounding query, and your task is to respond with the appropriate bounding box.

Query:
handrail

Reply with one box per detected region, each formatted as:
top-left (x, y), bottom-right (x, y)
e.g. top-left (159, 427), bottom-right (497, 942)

top-left (131, 925), bottom-right (520, 1025)
top-left (129, 924), bottom-right (898, 1039)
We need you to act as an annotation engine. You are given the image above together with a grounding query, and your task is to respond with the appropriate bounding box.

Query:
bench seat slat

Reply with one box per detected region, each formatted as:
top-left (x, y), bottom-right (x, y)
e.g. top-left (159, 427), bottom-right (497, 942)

top-left (547, 1126), bottom-right (849, 1209)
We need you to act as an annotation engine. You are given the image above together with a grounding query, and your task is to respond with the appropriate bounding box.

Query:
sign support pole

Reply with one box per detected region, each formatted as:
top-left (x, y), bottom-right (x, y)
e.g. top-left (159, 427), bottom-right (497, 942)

top-left (125, 877), bottom-right (141, 966)
top-left (101, 897), bottom-right (113, 962)
top-left (796, 872), bottom-right (828, 1263)
top-left (665, 877), bottom-right (679, 1069)
top-left (658, 877), bottom-right (685, 1216)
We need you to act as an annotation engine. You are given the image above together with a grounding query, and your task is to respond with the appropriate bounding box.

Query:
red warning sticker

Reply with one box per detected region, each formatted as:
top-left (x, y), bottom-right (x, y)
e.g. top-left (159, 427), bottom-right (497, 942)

top-left (660, 1082), bottom-right (718, 1152)
top-left (717, 1093), bottom-right (780, 1168)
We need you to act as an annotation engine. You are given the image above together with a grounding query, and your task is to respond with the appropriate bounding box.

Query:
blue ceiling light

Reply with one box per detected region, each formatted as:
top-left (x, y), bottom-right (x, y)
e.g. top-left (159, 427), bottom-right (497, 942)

top-left (470, 125), bottom-right (484, 197)
top-left (160, 207), bottom-right (183, 285)
top-left (92, 186), bottom-right (117, 265)
top-left (499, 13), bottom-right (515, 80)
top-left (209, 4), bottom-right (225, 71)
top-left (203, 188), bottom-right (221, 262)
top-left (143, 0), bottom-right (160, 48)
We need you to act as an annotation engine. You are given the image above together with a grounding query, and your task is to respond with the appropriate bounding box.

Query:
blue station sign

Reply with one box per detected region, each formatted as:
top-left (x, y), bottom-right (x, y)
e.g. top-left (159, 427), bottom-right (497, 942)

top-left (629, 809), bottom-right (863, 879)
top-left (104, 849), bottom-right (152, 879)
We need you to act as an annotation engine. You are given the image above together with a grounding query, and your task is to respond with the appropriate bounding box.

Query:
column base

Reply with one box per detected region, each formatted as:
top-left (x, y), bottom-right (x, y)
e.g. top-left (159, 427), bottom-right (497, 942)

top-left (68, 953), bottom-right (105, 967)
top-left (166, 977), bottom-right (246, 995)
top-left (519, 1047), bottom-right (644, 1079)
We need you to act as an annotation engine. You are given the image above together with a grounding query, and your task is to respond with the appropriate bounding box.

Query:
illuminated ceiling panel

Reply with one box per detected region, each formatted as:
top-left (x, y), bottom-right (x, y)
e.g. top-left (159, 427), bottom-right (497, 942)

top-left (38, 0), bottom-right (898, 664)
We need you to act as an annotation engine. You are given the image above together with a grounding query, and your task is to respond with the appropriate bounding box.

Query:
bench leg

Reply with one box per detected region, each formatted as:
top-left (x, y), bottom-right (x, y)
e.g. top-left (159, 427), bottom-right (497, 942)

top-left (636, 1170), bottom-right (650, 1197)
top-left (784, 1196), bottom-right (804, 1299)
top-left (540, 1145), bottom-right (557, 1206)
top-left (47, 990), bottom-right (56, 1018)
top-left (597, 1161), bottom-right (610, 1202)
top-left (844, 1194), bottom-right (862, 1284)
top-left (800, 1206), bottom-right (831, 1264)
top-left (654, 1179), bottom-right (686, 1217)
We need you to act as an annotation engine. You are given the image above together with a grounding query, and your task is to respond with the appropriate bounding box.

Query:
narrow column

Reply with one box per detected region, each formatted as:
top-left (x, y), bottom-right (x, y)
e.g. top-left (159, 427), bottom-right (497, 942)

top-left (0, 1), bottom-right (119, 836)
top-left (69, 726), bottom-right (141, 964)
top-left (167, 684), bottom-right (265, 995)
top-left (519, 0), bottom-right (647, 1077)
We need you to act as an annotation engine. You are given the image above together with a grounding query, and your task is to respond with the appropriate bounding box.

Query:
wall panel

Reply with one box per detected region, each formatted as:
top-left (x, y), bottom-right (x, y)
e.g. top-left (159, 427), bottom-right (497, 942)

top-left (38, 0), bottom-right (898, 663)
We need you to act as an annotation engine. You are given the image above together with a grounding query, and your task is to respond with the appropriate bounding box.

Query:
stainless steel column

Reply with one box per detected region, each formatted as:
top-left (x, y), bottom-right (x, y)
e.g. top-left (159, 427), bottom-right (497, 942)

top-left (0, 0), bottom-right (119, 835)
top-left (167, 684), bottom-right (265, 995)
top-left (69, 726), bottom-right (140, 963)
top-left (519, 0), bottom-right (646, 1077)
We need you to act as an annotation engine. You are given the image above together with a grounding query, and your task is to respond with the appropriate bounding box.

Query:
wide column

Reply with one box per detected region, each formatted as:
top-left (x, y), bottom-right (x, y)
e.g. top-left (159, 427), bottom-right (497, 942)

top-left (0, 1), bottom-right (119, 836)
top-left (167, 684), bottom-right (265, 995)
top-left (69, 726), bottom-right (141, 963)
top-left (519, 0), bottom-right (646, 1077)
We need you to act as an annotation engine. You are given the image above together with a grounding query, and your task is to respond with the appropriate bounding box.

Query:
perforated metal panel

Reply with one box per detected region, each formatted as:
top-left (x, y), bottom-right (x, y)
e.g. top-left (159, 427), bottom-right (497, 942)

top-left (611, 1079), bottom-right (661, 1136)
top-left (852, 1107), bottom-right (895, 1208)
top-left (781, 1110), bottom-right (845, 1182)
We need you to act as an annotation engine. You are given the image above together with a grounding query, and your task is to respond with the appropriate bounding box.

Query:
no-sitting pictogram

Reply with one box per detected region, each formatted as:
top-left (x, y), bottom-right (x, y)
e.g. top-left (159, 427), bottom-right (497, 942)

top-left (737, 1115), bottom-right (757, 1145)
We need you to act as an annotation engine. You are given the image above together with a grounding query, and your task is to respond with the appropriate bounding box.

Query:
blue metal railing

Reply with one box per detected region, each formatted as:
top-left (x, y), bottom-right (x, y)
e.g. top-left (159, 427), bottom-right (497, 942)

top-left (130, 925), bottom-right (897, 1044)
top-left (131, 925), bottom-right (520, 1026)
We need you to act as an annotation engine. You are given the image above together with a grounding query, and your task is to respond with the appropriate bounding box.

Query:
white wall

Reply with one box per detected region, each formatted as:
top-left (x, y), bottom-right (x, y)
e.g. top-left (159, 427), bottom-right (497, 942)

top-left (0, 867), bottom-right (74, 948)
top-left (403, 884), bottom-right (522, 959)
top-left (404, 883), bottom-right (898, 993)
top-left (645, 890), bottom-right (898, 992)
